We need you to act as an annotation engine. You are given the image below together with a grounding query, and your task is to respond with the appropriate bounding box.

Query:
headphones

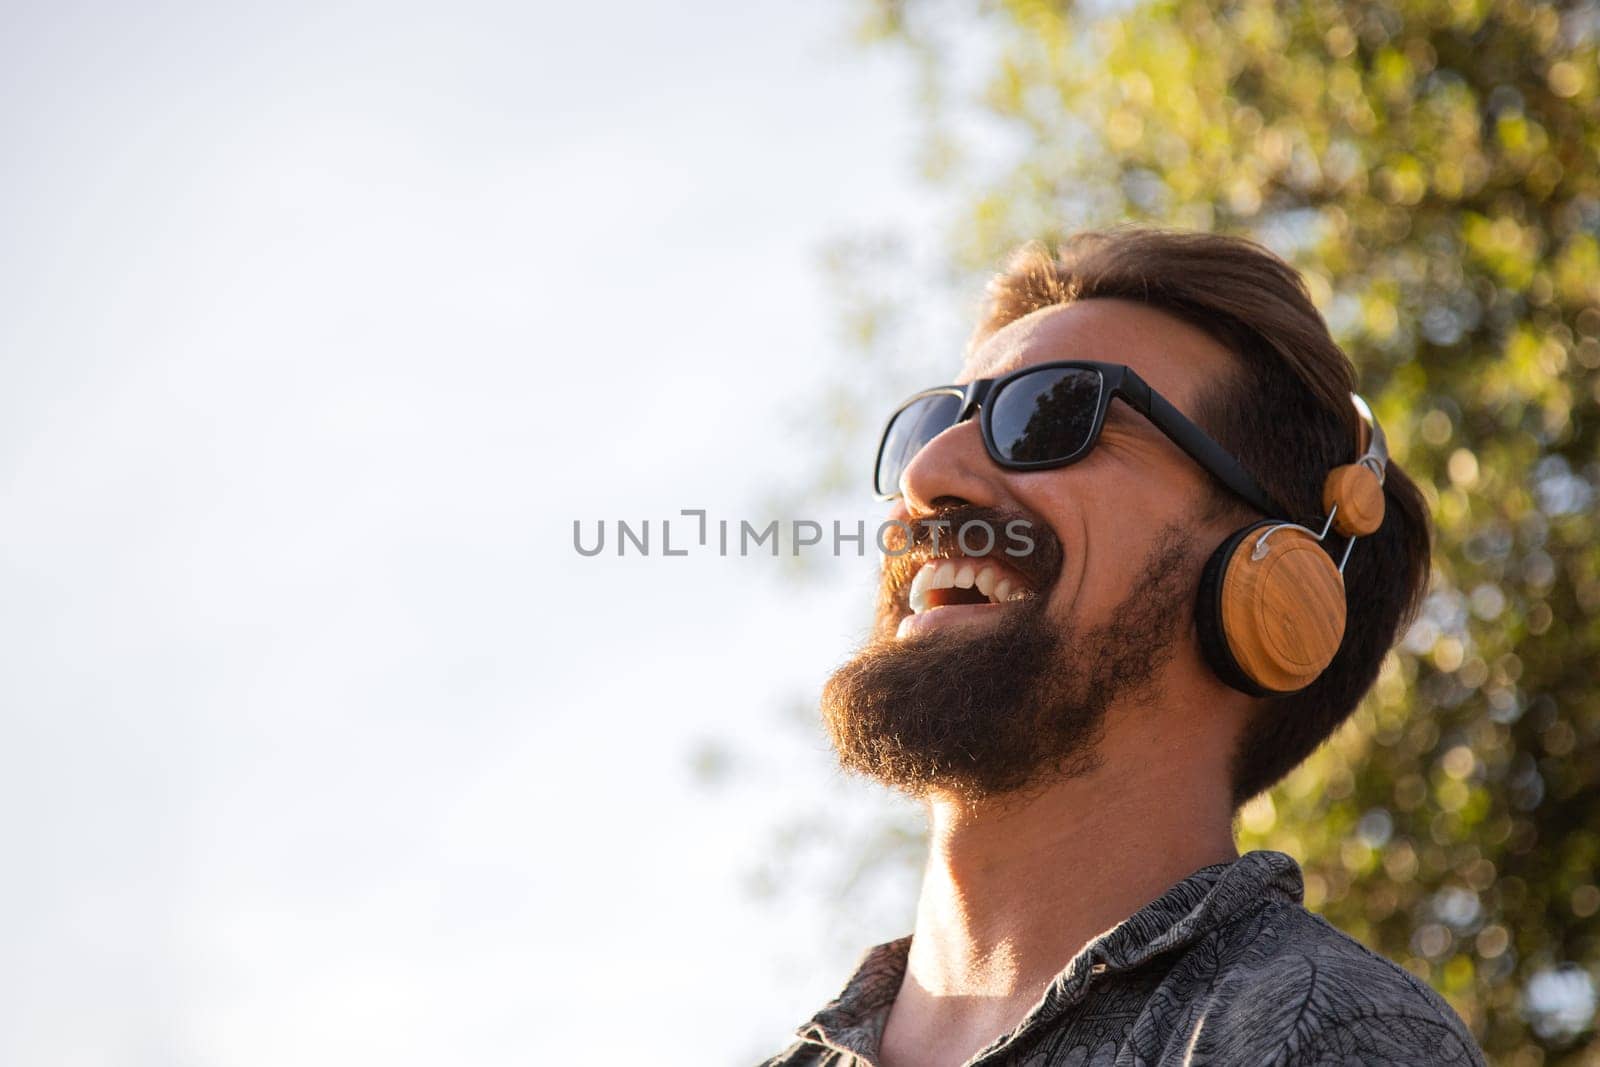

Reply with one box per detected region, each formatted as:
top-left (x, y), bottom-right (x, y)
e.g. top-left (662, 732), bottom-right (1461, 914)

top-left (1195, 394), bottom-right (1390, 696)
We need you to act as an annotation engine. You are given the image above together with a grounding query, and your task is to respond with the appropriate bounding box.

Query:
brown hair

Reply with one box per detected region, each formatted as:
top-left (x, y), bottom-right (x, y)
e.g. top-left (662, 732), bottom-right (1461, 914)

top-left (975, 228), bottom-right (1431, 805)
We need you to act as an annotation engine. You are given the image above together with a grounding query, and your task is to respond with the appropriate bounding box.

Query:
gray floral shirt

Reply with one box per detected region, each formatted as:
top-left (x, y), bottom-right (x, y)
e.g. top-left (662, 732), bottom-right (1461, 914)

top-left (762, 851), bottom-right (1484, 1066)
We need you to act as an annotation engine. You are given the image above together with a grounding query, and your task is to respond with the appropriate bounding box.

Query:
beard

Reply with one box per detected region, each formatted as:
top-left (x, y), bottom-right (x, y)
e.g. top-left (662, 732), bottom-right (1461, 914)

top-left (820, 515), bottom-right (1197, 803)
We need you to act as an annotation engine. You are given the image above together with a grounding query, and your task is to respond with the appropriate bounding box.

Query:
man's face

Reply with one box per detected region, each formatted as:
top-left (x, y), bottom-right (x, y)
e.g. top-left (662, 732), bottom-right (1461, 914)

top-left (821, 299), bottom-right (1245, 802)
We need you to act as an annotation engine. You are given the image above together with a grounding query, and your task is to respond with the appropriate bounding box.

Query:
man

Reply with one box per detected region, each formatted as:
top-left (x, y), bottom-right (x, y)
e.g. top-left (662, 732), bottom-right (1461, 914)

top-left (764, 230), bottom-right (1485, 1066)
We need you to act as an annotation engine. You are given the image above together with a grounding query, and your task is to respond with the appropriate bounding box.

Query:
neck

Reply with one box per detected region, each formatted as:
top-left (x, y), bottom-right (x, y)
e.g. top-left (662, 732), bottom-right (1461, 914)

top-left (910, 762), bottom-right (1237, 998)
top-left (880, 702), bottom-right (1239, 1065)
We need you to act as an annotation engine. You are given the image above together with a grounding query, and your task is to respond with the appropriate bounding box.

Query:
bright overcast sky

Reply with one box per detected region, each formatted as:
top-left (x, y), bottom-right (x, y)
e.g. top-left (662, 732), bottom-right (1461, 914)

top-left (1, 2), bottom-right (955, 1063)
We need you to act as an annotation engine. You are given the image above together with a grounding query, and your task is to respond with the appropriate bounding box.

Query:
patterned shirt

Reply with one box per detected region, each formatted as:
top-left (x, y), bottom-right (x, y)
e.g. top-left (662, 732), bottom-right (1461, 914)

top-left (762, 851), bottom-right (1484, 1066)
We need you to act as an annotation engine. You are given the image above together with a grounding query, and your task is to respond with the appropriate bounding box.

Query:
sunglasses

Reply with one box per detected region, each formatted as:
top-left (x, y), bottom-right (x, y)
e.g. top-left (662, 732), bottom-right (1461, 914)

top-left (873, 360), bottom-right (1283, 515)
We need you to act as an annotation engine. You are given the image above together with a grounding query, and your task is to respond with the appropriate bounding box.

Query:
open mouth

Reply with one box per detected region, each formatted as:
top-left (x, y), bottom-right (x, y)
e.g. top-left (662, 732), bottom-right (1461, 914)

top-left (909, 557), bottom-right (1035, 612)
top-left (896, 555), bottom-right (1037, 639)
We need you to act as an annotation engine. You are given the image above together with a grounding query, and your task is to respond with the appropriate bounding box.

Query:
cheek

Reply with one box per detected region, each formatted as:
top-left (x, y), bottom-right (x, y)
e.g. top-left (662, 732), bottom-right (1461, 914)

top-left (1034, 487), bottom-right (1172, 624)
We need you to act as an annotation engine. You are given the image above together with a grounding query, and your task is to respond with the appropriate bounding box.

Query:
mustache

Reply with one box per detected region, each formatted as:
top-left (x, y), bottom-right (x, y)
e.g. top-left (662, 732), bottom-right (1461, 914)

top-left (877, 504), bottom-right (1064, 618)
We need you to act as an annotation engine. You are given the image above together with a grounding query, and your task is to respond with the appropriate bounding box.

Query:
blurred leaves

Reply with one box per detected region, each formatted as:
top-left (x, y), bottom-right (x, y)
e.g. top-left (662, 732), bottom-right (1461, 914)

top-left (825, 0), bottom-right (1600, 1060)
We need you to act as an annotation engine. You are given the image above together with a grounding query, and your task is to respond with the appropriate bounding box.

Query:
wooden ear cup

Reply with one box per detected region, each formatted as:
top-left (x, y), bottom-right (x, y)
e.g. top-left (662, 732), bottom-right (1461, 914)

top-left (1195, 521), bottom-right (1348, 695)
top-left (1323, 463), bottom-right (1385, 536)
top-left (1196, 523), bottom-right (1276, 697)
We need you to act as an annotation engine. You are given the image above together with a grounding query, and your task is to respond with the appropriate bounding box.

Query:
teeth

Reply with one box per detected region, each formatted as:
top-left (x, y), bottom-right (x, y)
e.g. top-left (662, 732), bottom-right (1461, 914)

top-left (975, 568), bottom-right (996, 598)
top-left (906, 558), bottom-right (1035, 615)
top-left (909, 564), bottom-right (936, 615)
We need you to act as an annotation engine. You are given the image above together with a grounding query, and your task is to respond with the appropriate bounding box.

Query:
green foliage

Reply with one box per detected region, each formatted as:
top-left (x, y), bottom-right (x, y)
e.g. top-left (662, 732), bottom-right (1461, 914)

top-left (844, 0), bottom-right (1600, 1059)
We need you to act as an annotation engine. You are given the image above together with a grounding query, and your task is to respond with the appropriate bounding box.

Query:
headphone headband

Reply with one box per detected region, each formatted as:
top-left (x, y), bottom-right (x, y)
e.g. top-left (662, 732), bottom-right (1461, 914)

top-left (1350, 393), bottom-right (1388, 483)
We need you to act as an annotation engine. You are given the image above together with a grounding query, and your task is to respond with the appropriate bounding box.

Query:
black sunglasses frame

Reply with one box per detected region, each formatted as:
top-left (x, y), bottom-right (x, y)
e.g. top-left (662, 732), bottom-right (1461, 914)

top-left (873, 360), bottom-right (1284, 516)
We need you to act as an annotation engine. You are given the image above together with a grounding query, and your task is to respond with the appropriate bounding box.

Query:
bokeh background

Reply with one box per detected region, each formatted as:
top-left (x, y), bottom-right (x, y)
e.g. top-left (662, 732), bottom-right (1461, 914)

top-left (3, 0), bottom-right (1597, 1064)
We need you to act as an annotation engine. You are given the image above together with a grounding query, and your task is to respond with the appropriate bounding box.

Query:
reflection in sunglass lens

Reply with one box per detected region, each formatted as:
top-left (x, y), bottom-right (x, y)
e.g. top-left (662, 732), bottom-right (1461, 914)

top-left (990, 367), bottom-right (1103, 464)
top-left (875, 392), bottom-right (963, 496)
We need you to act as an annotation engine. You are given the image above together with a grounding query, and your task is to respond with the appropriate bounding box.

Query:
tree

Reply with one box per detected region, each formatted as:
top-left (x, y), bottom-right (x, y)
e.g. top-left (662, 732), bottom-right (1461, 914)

top-left (820, 0), bottom-right (1600, 1060)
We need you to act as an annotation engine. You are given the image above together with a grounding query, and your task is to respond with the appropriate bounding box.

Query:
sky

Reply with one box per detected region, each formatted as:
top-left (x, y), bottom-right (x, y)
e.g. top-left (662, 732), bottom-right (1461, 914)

top-left (0, 2), bottom-right (953, 1063)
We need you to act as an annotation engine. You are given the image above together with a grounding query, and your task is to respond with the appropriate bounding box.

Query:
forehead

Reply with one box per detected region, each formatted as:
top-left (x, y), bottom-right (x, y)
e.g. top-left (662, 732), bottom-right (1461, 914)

top-left (960, 299), bottom-right (1239, 411)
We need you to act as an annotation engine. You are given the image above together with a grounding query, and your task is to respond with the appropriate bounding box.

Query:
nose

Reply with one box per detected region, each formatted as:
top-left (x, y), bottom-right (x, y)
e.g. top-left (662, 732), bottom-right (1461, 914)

top-left (895, 416), bottom-right (1005, 519)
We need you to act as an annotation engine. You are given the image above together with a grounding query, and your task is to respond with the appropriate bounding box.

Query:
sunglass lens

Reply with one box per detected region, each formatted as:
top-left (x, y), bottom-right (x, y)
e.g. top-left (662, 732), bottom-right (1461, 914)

top-left (990, 367), bottom-right (1103, 464)
top-left (875, 392), bottom-right (963, 496)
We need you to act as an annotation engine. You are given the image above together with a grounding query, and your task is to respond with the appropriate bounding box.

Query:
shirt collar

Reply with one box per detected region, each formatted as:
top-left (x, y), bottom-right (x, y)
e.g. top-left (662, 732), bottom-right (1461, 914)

top-left (792, 850), bottom-right (1305, 1063)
